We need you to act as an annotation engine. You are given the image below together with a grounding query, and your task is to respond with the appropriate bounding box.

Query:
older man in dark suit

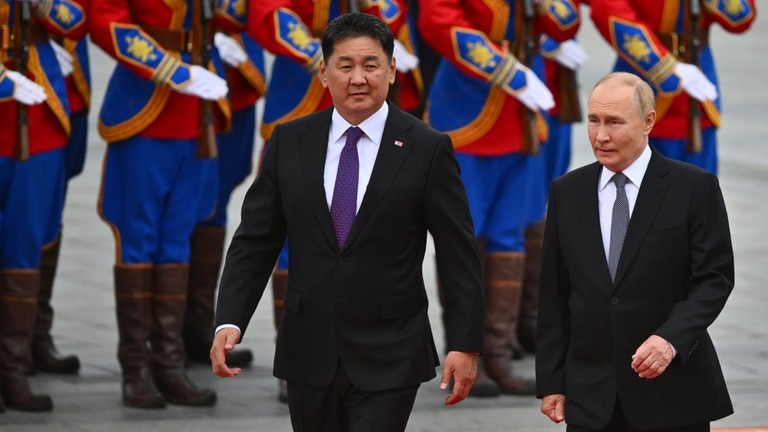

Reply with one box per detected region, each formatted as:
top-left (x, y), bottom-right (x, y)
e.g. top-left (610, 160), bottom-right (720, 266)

top-left (536, 72), bottom-right (735, 432)
top-left (210, 12), bottom-right (484, 432)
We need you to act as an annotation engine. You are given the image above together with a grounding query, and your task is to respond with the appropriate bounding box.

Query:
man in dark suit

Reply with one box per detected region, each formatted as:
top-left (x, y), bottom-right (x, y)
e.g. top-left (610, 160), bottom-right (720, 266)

top-left (536, 72), bottom-right (735, 432)
top-left (210, 12), bottom-right (484, 431)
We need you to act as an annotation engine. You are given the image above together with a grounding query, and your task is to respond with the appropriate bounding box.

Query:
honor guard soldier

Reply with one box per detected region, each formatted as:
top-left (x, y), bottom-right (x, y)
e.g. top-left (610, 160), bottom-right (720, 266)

top-left (0, 0), bottom-right (87, 412)
top-left (247, 0), bottom-right (421, 402)
top-left (418, 0), bottom-right (579, 397)
top-left (90, 0), bottom-right (240, 409)
top-left (32, 0), bottom-right (90, 376)
top-left (184, 0), bottom-right (266, 369)
top-left (589, 0), bottom-right (757, 174)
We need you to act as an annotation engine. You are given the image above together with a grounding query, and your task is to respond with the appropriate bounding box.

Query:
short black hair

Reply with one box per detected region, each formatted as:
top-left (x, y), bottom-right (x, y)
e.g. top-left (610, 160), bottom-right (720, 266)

top-left (321, 12), bottom-right (394, 62)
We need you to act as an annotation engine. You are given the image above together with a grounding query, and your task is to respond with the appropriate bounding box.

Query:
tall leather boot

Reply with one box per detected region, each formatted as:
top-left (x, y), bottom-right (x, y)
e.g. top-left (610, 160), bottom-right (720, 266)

top-left (185, 226), bottom-right (252, 367)
top-left (482, 253), bottom-right (535, 395)
top-left (151, 264), bottom-right (216, 407)
top-left (115, 264), bottom-right (165, 409)
top-left (32, 235), bottom-right (81, 374)
top-left (518, 219), bottom-right (545, 354)
top-left (436, 239), bottom-right (501, 398)
top-left (272, 269), bottom-right (288, 403)
top-left (0, 270), bottom-right (53, 411)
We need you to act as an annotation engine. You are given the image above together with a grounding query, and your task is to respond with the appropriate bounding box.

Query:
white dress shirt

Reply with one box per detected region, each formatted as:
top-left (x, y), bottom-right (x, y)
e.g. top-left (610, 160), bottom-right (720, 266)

top-left (324, 103), bottom-right (388, 212)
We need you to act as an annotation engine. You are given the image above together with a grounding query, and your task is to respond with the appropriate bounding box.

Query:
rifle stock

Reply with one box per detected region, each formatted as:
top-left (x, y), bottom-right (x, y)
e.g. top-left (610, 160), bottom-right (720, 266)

top-left (518, 0), bottom-right (539, 155)
top-left (194, 0), bottom-right (217, 159)
top-left (13, 0), bottom-right (32, 161)
top-left (686, 0), bottom-right (703, 154)
top-left (556, 64), bottom-right (582, 123)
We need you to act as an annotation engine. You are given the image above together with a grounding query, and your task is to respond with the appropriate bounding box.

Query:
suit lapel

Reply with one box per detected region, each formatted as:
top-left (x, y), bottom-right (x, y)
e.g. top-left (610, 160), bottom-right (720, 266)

top-left (342, 106), bottom-right (413, 251)
top-left (613, 152), bottom-right (671, 288)
top-left (298, 110), bottom-right (337, 249)
top-left (576, 163), bottom-right (614, 289)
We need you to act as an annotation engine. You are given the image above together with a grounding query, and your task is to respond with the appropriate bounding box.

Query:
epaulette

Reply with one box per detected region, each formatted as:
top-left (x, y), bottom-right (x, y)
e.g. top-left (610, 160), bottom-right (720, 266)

top-left (361, 0), bottom-right (402, 24)
top-left (216, 0), bottom-right (248, 28)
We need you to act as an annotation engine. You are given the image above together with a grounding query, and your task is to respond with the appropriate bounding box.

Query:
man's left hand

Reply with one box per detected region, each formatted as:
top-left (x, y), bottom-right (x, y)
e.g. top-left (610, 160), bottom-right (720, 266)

top-left (440, 351), bottom-right (477, 406)
top-left (631, 335), bottom-right (674, 379)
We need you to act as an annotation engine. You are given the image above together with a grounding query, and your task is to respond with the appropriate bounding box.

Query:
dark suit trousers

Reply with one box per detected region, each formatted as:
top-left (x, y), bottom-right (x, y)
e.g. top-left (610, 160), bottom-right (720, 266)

top-left (566, 400), bottom-right (708, 432)
top-left (286, 361), bottom-right (419, 432)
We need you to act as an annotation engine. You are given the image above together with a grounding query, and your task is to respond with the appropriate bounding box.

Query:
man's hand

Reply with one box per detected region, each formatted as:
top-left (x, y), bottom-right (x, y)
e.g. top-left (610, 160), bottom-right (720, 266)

top-left (177, 65), bottom-right (228, 100)
top-left (49, 40), bottom-right (74, 77)
top-left (5, 70), bottom-right (47, 105)
top-left (392, 39), bottom-right (419, 72)
top-left (541, 394), bottom-right (566, 423)
top-left (631, 334), bottom-right (674, 379)
top-left (210, 327), bottom-right (242, 378)
top-left (549, 39), bottom-right (589, 71)
top-left (675, 62), bottom-right (718, 102)
top-left (214, 33), bottom-right (247, 67)
top-left (440, 351), bottom-right (477, 406)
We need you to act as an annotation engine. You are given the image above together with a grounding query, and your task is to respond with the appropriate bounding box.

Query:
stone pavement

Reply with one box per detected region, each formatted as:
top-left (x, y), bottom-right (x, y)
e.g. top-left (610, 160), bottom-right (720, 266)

top-left (2, 9), bottom-right (767, 432)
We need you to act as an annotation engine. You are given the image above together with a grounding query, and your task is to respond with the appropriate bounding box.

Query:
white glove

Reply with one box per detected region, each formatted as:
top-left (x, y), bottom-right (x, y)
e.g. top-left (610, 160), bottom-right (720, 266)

top-left (392, 39), bottom-right (419, 72)
top-left (517, 67), bottom-right (555, 111)
top-left (214, 33), bottom-right (247, 67)
top-left (550, 39), bottom-right (589, 70)
top-left (6, 70), bottom-right (47, 105)
top-left (49, 40), bottom-right (74, 77)
top-left (674, 62), bottom-right (718, 102)
top-left (177, 65), bottom-right (228, 100)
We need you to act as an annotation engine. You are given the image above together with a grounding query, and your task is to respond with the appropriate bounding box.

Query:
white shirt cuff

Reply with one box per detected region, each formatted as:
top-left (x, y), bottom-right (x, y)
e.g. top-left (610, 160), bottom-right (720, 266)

top-left (215, 324), bottom-right (241, 336)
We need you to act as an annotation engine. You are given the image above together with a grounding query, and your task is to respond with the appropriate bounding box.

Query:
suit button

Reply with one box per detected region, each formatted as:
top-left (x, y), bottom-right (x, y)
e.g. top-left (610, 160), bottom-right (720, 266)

top-left (337, 257), bottom-right (345, 264)
top-left (610, 297), bottom-right (619, 305)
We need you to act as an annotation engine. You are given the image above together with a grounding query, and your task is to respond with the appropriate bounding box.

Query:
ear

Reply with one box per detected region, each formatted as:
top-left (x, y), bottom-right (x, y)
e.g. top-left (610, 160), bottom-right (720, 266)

top-left (319, 59), bottom-right (329, 88)
top-left (643, 109), bottom-right (656, 135)
top-left (388, 58), bottom-right (396, 84)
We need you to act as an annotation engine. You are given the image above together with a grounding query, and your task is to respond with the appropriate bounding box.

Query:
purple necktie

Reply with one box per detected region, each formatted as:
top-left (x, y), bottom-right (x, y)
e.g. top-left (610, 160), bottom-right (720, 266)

top-left (331, 126), bottom-right (364, 247)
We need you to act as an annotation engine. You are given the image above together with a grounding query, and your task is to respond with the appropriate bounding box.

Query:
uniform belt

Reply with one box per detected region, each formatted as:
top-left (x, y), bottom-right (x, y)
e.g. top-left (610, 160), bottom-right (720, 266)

top-left (1, 23), bottom-right (50, 52)
top-left (657, 27), bottom-right (709, 60)
top-left (143, 26), bottom-right (194, 53)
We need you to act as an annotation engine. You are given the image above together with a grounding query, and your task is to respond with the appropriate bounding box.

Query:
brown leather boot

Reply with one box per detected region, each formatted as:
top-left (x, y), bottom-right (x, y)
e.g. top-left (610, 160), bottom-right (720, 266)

top-left (115, 264), bottom-right (165, 409)
top-left (271, 269), bottom-right (288, 403)
top-left (32, 235), bottom-right (81, 374)
top-left (151, 264), bottom-right (216, 407)
top-left (519, 219), bottom-right (545, 354)
top-left (482, 253), bottom-right (536, 395)
top-left (436, 240), bottom-right (500, 398)
top-left (0, 270), bottom-right (53, 411)
top-left (185, 227), bottom-right (252, 367)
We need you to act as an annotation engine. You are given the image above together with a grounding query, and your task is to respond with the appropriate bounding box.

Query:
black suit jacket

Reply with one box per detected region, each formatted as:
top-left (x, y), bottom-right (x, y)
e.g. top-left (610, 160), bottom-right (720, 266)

top-left (215, 103), bottom-right (484, 392)
top-left (536, 150), bottom-right (735, 430)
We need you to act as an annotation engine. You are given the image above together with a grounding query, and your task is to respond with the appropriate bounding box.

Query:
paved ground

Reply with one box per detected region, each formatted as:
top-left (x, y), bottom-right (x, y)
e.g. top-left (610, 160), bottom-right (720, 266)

top-left (2, 8), bottom-right (767, 432)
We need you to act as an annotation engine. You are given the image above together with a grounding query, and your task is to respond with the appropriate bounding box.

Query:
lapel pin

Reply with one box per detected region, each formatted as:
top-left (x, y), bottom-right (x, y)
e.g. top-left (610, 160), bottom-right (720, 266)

top-left (394, 140), bottom-right (404, 148)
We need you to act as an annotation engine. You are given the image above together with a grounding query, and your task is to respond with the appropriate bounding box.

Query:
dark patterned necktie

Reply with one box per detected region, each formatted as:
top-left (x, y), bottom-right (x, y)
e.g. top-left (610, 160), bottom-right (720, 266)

top-left (330, 127), bottom-right (364, 247)
top-left (608, 172), bottom-right (629, 283)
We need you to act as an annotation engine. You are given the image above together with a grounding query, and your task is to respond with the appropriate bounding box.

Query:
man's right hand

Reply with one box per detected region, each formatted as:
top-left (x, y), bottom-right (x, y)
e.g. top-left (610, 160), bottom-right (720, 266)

top-left (210, 327), bottom-right (242, 378)
top-left (177, 65), bottom-right (228, 101)
top-left (5, 70), bottom-right (47, 105)
top-left (541, 393), bottom-right (566, 423)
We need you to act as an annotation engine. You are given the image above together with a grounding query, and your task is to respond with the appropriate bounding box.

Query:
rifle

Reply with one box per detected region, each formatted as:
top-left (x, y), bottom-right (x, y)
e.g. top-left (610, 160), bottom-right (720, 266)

top-left (685, 0), bottom-right (703, 154)
top-left (555, 54), bottom-right (582, 123)
top-left (517, 0), bottom-right (540, 155)
top-left (13, 0), bottom-right (32, 161)
top-left (348, 0), bottom-right (360, 13)
top-left (193, 0), bottom-right (217, 159)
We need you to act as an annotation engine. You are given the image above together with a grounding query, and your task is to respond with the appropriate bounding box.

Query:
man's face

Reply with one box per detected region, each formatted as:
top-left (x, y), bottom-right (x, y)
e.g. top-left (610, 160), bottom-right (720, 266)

top-left (587, 82), bottom-right (655, 173)
top-left (319, 36), bottom-right (396, 125)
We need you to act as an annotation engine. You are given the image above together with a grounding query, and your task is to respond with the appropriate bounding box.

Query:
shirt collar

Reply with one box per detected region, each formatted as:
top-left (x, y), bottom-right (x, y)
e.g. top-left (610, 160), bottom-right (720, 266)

top-left (330, 103), bottom-right (390, 145)
top-left (599, 145), bottom-right (652, 191)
